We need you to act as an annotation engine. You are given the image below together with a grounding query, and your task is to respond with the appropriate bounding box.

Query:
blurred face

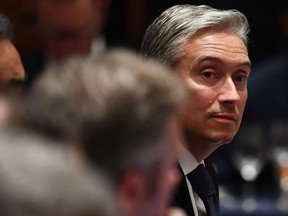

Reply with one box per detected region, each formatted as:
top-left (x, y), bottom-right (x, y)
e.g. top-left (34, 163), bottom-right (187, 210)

top-left (0, 39), bottom-right (25, 88)
top-left (36, 0), bottom-right (105, 60)
top-left (175, 31), bottom-right (251, 158)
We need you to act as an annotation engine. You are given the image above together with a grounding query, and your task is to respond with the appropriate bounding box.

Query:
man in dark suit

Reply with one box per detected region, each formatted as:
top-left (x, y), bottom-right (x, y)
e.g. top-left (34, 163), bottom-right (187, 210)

top-left (141, 4), bottom-right (251, 216)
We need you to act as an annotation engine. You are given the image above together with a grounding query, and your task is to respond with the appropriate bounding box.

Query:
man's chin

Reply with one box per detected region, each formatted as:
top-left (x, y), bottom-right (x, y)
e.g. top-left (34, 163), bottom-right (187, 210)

top-left (206, 134), bottom-right (235, 146)
top-left (218, 135), bottom-right (235, 145)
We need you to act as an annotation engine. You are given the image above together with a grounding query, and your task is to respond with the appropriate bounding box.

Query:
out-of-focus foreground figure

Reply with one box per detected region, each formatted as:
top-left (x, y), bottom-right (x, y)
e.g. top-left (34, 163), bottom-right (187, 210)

top-left (23, 49), bottom-right (187, 216)
top-left (0, 130), bottom-right (116, 216)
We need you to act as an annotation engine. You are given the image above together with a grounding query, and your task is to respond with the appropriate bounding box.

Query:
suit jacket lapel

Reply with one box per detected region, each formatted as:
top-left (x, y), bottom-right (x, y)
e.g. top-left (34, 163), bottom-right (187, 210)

top-left (170, 164), bottom-right (195, 216)
top-left (170, 158), bottom-right (219, 216)
top-left (204, 157), bottom-right (219, 199)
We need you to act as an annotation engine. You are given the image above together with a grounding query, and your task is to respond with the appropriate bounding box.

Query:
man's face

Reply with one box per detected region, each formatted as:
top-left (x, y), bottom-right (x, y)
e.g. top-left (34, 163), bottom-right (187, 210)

top-left (175, 31), bottom-right (251, 153)
top-left (37, 0), bottom-right (104, 60)
top-left (0, 39), bottom-right (25, 88)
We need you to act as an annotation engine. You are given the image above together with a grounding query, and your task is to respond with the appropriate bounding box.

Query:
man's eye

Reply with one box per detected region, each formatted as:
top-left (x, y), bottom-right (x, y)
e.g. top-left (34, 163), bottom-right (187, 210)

top-left (234, 74), bottom-right (248, 83)
top-left (203, 71), bottom-right (214, 79)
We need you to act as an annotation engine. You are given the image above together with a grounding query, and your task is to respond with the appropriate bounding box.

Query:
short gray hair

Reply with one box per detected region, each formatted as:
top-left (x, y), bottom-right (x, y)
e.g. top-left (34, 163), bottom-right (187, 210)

top-left (141, 4), bottom-right (250, 67)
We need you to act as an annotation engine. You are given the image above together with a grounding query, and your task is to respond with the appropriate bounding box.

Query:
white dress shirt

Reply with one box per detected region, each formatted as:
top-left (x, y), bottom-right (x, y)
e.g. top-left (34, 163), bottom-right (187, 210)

top-left (178, 144), bottom-right (207, 216)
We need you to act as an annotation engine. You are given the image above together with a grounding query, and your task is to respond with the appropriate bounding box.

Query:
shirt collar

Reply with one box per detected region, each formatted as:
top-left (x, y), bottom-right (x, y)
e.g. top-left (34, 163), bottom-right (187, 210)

top-left (178, 143), bottom-right (204, 175)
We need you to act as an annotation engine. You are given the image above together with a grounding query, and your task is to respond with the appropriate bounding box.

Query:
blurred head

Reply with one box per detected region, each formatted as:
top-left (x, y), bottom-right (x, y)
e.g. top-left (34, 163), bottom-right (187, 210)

top-left (0, 129), bottom-right (116, 216)
top-left (35, 0), bottom-right (110, 60)
top-left (0, 13), bottom-right (25, 90)
top-left (141, 5), bottom-right (251, 161)
top-left (24, 50), bottom-right (187, 216)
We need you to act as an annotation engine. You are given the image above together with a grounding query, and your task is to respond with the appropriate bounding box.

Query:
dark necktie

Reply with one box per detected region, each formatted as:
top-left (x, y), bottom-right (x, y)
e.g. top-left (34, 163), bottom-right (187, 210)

top-left (187, 164), bottom-right (220, 216)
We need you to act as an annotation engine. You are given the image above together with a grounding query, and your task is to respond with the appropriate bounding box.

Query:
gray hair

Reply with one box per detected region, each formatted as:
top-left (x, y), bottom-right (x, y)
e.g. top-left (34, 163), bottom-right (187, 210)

top-left (141, 4), bottom-right (250, 67)
top-left (0, 129), bottom-right (116, 216)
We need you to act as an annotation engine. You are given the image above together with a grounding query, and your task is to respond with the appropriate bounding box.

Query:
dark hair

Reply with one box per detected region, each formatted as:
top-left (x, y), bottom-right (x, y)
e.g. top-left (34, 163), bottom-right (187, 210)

top-left (0, 13), bottom-right (13, 40)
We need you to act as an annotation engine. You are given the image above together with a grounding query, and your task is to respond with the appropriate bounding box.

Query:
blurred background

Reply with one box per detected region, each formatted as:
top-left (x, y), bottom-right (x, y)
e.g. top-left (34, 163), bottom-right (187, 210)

top-left (1, 0), bottom-right (288, 215)
top-left (0, 0), bottom-right (286, 62)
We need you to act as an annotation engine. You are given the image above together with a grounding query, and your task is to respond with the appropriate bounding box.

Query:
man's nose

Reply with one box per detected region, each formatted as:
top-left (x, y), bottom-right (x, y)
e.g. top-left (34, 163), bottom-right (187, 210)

top-left (218, 78), bottom-right (240, 104)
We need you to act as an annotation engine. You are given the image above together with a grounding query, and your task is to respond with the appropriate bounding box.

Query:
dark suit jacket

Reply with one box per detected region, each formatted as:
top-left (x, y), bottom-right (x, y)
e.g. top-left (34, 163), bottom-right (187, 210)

top-left (170, 157), bottom-right (219, 216)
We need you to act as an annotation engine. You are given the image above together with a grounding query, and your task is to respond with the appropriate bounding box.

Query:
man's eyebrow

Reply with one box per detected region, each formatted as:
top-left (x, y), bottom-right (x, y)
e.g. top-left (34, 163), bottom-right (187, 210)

top-left (239, 61), bottom-right (252, 69)
top-left (193, 55), bottom-right (223, 65)
top-left (192, 55), bottom-right (251, 69)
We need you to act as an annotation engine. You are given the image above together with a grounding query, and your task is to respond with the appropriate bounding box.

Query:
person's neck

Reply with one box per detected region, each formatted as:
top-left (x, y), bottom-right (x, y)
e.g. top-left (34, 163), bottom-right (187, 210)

top-left (185, 143), bottom-right (213, 162)
top-left (184, 134), bottom-right (219, 162)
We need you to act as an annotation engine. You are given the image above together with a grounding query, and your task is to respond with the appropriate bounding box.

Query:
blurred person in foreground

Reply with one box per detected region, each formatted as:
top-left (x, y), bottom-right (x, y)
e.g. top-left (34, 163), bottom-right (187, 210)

top-left (0, 124), bottom-right (116, 216)
top-left (23, 49), bottom-right (188, 216)
top-left (0, 86), bottom-right (116, 216)
top-left (0, 13), bottom-right (25, 89)
top-left (141, 4), bottom-right (251, 216)
top-left (21, 0), bottom-right (111, 87)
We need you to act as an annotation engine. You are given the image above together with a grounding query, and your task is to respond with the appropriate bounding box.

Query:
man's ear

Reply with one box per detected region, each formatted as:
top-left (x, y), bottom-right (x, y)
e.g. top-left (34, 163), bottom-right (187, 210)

top-left (117, 170), bottom-right (148, 216)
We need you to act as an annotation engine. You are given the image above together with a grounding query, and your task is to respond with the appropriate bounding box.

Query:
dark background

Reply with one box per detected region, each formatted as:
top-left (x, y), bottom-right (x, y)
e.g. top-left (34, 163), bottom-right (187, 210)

top-left (0, 0), bottom-right (286, 65)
